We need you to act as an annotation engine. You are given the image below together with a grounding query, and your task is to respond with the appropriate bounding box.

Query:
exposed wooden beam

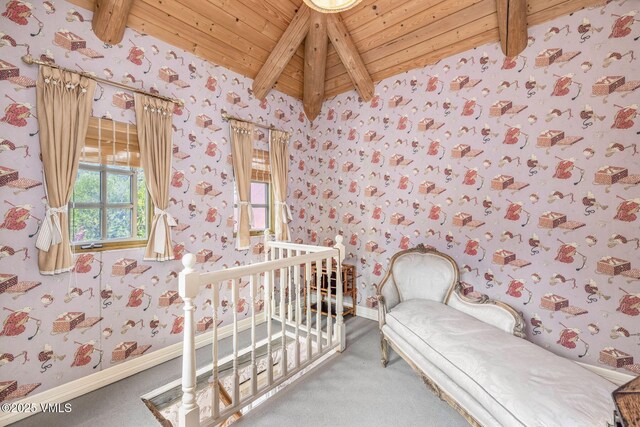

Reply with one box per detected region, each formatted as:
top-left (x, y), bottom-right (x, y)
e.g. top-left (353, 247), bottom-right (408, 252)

top-left (326, 12), bottom-right (374, 101)
top-left (92, 0), bottom-right (134, 44)
top-left (139, 0), bottom-right (306, 72)
top-left (324, 0), bottom-right (481, 71)
top-left (303, 11), bottom-right (328, 121)
top-left (252, 4), bottom-right (311, 100)
top-left (128, 2), bottom-right (305, 97)
top-left (496, 0), bottom-right (528, 57)
top-left (324, 0), bottom-right (598, 98)
top-left (71, 0), bottom-right (598, 101)
top-left (325, 0), bottom-right (494, 80)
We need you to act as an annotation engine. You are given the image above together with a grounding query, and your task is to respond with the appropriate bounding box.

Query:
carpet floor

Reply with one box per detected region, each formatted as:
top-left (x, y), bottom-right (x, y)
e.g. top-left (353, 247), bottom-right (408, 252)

top-left (10, 317), bottom-right (467, 427)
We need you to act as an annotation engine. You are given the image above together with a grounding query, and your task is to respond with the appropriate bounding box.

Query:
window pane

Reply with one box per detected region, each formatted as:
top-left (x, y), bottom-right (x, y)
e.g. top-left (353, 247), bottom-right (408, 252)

top-left (73, 168), bottom-right (100, 203)
top-left (252, 207), bottom-right (267, 230)
top-left (136, 172), bottom-right (147, 239)
top-left (107, 208), bottom-right (132, 239)
top-left (71, 208), bottom-right (101, 242)
top-left (107, 172), bottom-right (132, 204)
top-left (251, 182), bottom-right (267, 205)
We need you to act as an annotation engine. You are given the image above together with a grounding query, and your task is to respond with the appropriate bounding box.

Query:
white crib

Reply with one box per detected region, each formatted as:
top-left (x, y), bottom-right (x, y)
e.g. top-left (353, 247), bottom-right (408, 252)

top-left (177, 233), bottom-right (346, 426)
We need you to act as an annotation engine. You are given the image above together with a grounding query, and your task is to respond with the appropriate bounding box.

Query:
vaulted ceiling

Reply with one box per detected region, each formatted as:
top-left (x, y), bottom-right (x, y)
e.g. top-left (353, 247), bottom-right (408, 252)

top-left (69, 0), bottom-right (599, 102)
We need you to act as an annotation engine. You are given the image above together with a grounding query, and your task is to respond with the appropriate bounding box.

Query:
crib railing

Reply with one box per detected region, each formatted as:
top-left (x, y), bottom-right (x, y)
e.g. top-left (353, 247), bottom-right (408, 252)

top-left (178, 233), bottom-right (346, 427)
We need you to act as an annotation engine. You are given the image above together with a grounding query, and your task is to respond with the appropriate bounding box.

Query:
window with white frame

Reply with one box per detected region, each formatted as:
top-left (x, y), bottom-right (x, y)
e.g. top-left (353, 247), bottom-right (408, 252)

top-left (233, 148), bottom-right (273, 234)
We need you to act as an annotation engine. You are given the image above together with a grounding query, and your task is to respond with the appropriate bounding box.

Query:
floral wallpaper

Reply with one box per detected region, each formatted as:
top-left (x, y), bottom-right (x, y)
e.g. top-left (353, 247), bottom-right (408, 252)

top-left (291, 1), bottom-right (640, 375)
top-left (0, 0), bottom-right (308, 401)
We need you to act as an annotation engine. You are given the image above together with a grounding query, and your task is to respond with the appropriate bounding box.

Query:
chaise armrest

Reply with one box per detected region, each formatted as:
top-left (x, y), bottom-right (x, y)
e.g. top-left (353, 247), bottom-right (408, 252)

top-left (447, 289), bottom-right (526, 338)
top-left (375, 279), bottom-right (400, 327)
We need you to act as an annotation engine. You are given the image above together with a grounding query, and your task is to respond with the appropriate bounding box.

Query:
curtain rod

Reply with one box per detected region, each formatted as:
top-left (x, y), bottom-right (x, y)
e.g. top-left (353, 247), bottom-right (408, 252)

top-left (221, 112), bottom-right (290, 137)
top-left (21, 55), bottom-right (184, 106)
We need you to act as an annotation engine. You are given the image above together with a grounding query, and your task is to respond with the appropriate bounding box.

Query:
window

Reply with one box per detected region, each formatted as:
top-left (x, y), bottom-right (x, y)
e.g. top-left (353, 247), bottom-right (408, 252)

top-left (233, 148), bottom-right (273, 234)
top-left (69, 117), bottom-right (149, 251)
top-left (233, 181), bottom-right (271, 233)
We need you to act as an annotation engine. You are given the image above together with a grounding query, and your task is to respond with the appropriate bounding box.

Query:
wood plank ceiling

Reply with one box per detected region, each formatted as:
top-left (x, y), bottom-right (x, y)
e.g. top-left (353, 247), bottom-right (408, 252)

top-left (68, 0), bottom-right (600, 101)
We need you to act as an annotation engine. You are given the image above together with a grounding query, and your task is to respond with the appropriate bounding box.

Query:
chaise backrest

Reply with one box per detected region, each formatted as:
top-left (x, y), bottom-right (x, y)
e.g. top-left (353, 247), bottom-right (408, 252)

top-left (387, 247), bottom-right (458, 304)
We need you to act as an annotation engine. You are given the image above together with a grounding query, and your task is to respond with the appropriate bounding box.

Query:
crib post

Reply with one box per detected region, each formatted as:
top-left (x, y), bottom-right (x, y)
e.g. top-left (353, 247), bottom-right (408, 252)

top-left (178, 254), bottom-right (200, 427)
top-left (263, 230), bottom-right (271, 259)
top-left (334, 235), bottom-right (346, 352)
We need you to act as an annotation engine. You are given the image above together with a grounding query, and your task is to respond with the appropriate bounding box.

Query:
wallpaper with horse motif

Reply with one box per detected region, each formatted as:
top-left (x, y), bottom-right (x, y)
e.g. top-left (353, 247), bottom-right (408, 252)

top-left (290, 1), bottom-right (640, 376)
top-left (0, 0), bottom-right (309, 401)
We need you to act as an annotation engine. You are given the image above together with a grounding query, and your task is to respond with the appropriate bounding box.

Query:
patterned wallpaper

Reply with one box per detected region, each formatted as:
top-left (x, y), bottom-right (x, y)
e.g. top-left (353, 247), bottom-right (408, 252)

top-left (290, 2), bottom-right (640, 375)
top-left (0, 0), bottom-right (308, 401)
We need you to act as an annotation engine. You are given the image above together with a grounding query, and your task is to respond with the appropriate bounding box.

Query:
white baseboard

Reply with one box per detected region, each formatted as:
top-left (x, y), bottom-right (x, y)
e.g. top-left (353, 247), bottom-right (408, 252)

top-left (355, 305), bottom-right (378, 321)
top-left (0, 313), bottom-right (265, 426)
top-left (342, 300), bottom-right (378, 321)
top-left (576, 361), bottom-right (636, 386)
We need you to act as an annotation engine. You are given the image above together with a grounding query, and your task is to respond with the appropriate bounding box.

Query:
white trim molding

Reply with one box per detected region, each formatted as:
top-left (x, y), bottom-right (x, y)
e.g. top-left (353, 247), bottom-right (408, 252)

top-left (0, 313), bottom-right (265, 426)
top-left (342, 300), bottom-right (378, 321)
top-left (355, 305), bottom-right (378, 321)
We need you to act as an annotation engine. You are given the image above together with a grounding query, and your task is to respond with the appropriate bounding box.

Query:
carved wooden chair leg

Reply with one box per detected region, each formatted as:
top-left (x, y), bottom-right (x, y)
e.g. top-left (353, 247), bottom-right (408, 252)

top-left (380, 334), bottom-right (389, 367)
top-left (421, 374), bottom-right (443, 400)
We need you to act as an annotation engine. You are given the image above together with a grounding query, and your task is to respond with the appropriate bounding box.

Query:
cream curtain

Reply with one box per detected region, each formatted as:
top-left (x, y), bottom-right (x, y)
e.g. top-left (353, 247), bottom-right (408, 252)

top-left (269, 129), bottom-right (291, 241)
top-left (135, 93), bottom-right (175, 261)
top-left (229, 120), bottom-right (254, 250)
top-left (35, 66), bottom-right (96, 275)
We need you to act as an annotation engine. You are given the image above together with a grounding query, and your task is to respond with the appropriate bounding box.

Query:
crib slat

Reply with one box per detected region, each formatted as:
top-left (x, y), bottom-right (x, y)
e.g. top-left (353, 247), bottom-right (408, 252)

top-left (212, 281), bottom-right (220, 419)
top-left (333, 253), bottom-right (342, 347)
top-left (287, 248), bottom-right (293, 322)
top-left (272, 248), bottom-right (279, 320)
top-left (326, 256), bottom-right (332, 348)
top-left (266, 265), bottom-right (274, 387)
top-left (232, 279), bottom-right (239, 406)
top-left (334, 244), bottom-right (346, 352)
top-left (280, 263), bottom-right (288, 378)
top-left (294, 250), bottom-right (301, 369)
top-left (178, 238), bottom-right (347, 427)
top-left (250, 274), bottom-right (258, 397)
top-left (315, 259), bottom-right (322, 354)
top-left (305, 259), bottom-right (312, 361)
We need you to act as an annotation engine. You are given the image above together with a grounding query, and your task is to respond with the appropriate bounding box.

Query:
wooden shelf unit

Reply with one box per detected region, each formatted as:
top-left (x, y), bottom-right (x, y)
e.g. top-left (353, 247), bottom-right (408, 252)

top-left (305, 261), bottom-right (356, 317)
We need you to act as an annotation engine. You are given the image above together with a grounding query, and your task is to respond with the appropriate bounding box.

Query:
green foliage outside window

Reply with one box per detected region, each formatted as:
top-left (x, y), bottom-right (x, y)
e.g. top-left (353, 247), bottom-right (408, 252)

top-left (70, 164), bottom-right (148, 245)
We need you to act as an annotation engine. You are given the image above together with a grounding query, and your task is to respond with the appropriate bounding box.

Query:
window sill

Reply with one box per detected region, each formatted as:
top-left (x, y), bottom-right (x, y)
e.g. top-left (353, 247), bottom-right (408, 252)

top-left (233, 230), bottom-right (272, 237)
top-left (72, 239), bottom-right (148, 253)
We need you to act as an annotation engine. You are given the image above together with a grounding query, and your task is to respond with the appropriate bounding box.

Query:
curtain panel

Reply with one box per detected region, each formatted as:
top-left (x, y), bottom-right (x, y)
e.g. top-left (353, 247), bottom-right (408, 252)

top-left (269, 129), bottom-right (291, 241)
top-left (229, 120), bottom-right (254, 250)
top-left (134, 93), bottom-right (175, 261)
top-left (35, 66), bottom-right (96, 275)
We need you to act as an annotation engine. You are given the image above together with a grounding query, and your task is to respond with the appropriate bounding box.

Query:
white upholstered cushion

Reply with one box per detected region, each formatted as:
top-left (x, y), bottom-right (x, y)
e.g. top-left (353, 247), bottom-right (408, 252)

top-left (391, 252), bottom-right (456, 302)
top-left (385, 299), bottom-right (615, 427)
top-left (447, 291), bottom-right (518, 336)
top-left (383, 326), bottom-right (503, 427)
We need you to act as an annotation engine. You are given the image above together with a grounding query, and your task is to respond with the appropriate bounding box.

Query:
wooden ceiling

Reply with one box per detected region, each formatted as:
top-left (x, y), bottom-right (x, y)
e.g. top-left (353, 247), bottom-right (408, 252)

top-left (69, 0), bottom-right (599, 101)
